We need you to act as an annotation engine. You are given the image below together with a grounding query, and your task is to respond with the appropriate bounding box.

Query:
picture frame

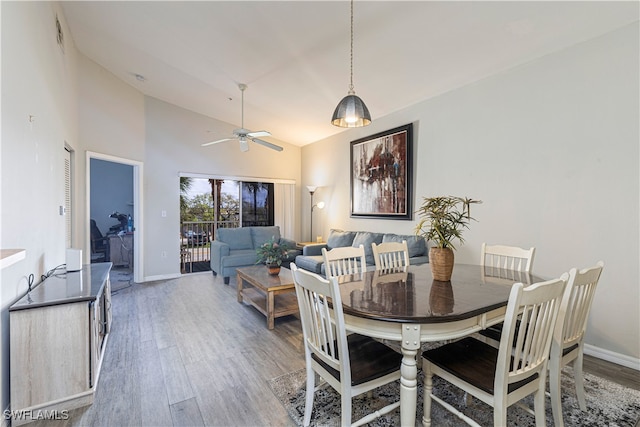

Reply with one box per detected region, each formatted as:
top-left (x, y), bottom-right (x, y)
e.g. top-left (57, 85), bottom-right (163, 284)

top-left (350, 123), bottom-right (413, 219)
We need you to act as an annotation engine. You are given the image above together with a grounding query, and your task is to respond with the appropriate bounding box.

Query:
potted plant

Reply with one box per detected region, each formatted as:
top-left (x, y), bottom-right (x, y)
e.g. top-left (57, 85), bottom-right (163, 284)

top-left (256, 236), bottom-right (290, 275)
top-left (415, 196), bottom-right (481, 281)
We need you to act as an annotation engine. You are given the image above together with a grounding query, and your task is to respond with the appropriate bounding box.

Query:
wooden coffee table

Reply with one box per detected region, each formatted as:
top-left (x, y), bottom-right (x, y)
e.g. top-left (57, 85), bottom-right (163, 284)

top-left (236, 265), bottom-right (298, 329)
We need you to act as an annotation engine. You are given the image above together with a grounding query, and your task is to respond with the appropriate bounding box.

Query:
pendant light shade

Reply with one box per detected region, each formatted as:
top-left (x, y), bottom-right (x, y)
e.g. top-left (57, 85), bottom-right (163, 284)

top-left (331, 0), bottom-right (371, 128)
top-left (331, 91), bottom-right (371, 127)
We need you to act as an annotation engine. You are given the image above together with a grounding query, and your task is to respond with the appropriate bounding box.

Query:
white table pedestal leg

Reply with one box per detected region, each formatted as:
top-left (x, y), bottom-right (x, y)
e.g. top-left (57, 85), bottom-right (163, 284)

top-left (400, 324), bottom-right (421, 427)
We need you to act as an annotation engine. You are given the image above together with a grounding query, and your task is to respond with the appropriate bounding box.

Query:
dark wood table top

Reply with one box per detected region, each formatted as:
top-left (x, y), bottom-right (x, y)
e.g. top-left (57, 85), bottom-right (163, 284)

top-left (336, 263), bottom-right (541, 324)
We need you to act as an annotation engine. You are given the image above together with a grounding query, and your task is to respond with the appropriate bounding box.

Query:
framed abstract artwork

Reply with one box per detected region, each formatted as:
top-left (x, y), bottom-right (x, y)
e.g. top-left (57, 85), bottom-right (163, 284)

top-left (350, 123), bottom-right (413, 219)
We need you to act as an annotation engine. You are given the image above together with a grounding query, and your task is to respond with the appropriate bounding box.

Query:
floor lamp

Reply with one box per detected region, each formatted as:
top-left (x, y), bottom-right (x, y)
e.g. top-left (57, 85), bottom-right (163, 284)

top-left (307, 186), bottom-right (325, 242)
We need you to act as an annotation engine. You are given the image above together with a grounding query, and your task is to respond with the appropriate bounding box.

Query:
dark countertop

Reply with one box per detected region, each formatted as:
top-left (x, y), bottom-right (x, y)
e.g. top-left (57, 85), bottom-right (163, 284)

top-left (10, 262), bottom-right (112, 311)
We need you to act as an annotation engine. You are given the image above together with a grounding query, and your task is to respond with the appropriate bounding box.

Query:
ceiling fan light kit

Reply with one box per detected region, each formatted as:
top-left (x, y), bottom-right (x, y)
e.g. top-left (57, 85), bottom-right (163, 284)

top-left (202, 83), bottom-right (283, 152)
top-left (331, 0), bottom-right (371, 128)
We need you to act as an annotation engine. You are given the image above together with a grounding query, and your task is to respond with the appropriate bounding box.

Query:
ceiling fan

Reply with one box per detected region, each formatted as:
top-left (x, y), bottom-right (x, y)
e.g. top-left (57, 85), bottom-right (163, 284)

top-left (202, 83), bottom-right (283, 152)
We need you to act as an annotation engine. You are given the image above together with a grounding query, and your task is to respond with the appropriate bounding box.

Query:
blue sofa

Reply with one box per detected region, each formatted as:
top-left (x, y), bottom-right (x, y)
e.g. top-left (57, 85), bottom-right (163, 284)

top-left (294, 229), bottom-right (428, 276)
top-left (210, 226), bottom-right (301, 284)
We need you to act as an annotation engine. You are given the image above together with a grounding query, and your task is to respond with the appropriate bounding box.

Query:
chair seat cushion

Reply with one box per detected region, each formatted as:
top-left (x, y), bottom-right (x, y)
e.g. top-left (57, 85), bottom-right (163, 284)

top-left (423, 337), bottom-right (538, 395)
top-left (312, 334), bottom-right (402, 386)
top-left (563, 343), bottom-right (579, 357)
top-left (479, 323), bottom-right (504, 342)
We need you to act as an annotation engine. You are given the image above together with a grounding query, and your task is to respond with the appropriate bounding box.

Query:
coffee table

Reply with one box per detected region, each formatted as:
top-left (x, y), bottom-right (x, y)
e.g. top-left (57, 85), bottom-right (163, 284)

top-left (236, 265), bottom-right (298, 329)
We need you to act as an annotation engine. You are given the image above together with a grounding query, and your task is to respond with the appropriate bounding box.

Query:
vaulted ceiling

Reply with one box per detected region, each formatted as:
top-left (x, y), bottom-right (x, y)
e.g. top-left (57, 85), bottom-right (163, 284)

top-left (60, 1), bottom-right (638, 147)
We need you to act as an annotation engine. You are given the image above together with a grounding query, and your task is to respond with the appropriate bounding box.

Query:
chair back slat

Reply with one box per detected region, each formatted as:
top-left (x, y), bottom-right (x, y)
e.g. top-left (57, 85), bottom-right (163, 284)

top-left (497, 276), bottom-right (567, 386)
top-left (323, 245), bottom-right (367, 278)
top-left (372, 241), bottom-right (410, 270)
top-left (481, 243), bottom-right (535, 273)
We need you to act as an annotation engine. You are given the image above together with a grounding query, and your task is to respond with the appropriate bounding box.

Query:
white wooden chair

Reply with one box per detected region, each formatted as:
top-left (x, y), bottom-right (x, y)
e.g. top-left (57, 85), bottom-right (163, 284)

top-left (481, 243), bottom-right (535, 273)
top-left (290, 264), bottom-right (402, 427)
top-left (549, 261), bottom-right (604, 427)
top-left (371, 240), bottom-right (410, 270)
top-left (322, 244), bottom-right (367, 278)
top-left (478, 243), bottom-right (536, 343)
top-left (422, 275), bottom-right (567, 427)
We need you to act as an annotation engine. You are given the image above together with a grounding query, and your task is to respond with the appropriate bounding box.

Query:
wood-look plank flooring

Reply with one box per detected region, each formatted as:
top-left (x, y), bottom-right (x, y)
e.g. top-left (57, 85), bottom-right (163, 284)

top-left (26, 272), bottom-right (639, 426)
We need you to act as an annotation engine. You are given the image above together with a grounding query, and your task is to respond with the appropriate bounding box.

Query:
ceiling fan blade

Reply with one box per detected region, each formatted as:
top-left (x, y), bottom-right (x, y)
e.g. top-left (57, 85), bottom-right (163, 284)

top-left (251, 137), bottom-right (283, 152)
top-left (201, 137), bottom-right (233, 147)
top-left (247, 130), bottom-right (271, 138)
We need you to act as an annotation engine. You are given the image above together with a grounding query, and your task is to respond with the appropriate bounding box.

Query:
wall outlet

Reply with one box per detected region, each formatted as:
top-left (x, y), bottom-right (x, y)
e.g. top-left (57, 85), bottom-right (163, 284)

top-left (161, 251), bottom-right (167, 258)
top-left (161, 210), bottom-right (166, 217)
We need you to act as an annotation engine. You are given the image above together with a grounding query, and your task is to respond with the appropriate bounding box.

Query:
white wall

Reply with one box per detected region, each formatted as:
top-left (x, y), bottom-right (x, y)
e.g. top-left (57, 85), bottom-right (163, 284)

top-left (0, 1), bottom-right (302, 415)
top-left (142, 97), bottom-right (301, 280)
top-left (302, 23), bottom-right (639, 364)
top-left (0, 1), bottom-right (79, 414)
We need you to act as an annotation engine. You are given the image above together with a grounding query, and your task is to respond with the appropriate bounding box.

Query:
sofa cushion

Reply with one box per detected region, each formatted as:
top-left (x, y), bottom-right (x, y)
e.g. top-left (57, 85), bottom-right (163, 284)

top-left (217, 227), bottom-right (253, 250)
top-left (326, 229), bottom-right (356, 250)
top-left (294, 255), bottom-right (324, 275)
top-left (382, 234), bottom-right (427, 258)
top-left (251, 226), bottom-right (281, 249)
top-left (220, 250), bottom-right (257, 268)
top-left (352, 232), bottom-right (384, 265)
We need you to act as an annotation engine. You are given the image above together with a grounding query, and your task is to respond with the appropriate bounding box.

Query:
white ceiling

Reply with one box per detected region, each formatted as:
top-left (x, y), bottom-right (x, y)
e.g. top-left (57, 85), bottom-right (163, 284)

top-left (60, 1), bottom-right (638, 147)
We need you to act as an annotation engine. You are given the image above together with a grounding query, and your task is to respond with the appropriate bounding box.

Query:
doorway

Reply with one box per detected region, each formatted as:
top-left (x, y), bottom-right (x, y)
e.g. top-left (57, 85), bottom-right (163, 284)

top-left (87, 152), bottom-right (143, 283)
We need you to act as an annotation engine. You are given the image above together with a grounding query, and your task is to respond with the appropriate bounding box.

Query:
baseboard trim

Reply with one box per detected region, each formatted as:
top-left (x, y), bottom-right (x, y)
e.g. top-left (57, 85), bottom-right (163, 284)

top-left (584, 343), bottom-right (640, 371)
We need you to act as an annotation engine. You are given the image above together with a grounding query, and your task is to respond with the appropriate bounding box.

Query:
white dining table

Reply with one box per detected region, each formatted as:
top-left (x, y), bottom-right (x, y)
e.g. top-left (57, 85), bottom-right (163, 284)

top-left (336, 263), bottom-right (539, 426)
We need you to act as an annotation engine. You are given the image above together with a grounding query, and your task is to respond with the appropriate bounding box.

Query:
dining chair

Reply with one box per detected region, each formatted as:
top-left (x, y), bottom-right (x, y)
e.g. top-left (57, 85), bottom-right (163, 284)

top-left (478, 243), bottom-right (536, 343)
top-left (290, 263), bottom-right (402, 427)
top-left (422, 274), bottom-right (567, 427)
top-left (481, 243), bottom-right (535, 273)
top-left (549, 261), bottom-right (604, 427)
top-left (90, 219), bottom-right (110, 262)
top-left (371, 240), bottom-right (410, 270)
top-left (322, 244), bottom-right (367, 278)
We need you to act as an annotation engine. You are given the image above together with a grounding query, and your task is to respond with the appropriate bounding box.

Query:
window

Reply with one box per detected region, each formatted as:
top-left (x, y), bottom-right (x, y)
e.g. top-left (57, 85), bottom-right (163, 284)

top-left (241, 182), bottom-right (274, 227)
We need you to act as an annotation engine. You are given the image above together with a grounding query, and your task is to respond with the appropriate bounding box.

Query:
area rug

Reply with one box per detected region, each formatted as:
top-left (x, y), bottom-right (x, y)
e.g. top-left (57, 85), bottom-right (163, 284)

top-left (269, 365), bottom-right (640, 426)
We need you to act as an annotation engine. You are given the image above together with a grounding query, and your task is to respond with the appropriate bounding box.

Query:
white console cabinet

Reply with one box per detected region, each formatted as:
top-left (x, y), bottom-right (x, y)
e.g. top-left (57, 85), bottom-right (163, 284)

top-left (9, 263), bottom-right (112, 425)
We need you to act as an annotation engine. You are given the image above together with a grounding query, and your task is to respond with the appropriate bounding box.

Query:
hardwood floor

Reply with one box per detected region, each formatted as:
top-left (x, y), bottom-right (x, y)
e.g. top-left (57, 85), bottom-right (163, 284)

top-left (29, 271), bottom-right (639, 426)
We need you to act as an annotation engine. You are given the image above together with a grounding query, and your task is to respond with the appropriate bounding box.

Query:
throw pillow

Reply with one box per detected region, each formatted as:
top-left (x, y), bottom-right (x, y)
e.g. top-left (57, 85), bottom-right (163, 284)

top-left (382, 234), bottom-right (427, 258)
top-left (326, 229), bottom-right (356, 250)
top-left (352, 231), bottom-right (383, 265)
top-left (217, 227), bottom-right (253, 250)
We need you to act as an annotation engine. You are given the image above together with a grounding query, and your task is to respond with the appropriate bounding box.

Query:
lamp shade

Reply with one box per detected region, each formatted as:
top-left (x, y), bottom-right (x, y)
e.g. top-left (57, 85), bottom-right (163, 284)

top-left (331, 93), bottom-right (371, 128)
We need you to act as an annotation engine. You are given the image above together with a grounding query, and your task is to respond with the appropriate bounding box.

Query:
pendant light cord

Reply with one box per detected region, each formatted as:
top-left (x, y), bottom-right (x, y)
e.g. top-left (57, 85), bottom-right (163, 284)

top-left (349, 0), bottom-right (355, 93)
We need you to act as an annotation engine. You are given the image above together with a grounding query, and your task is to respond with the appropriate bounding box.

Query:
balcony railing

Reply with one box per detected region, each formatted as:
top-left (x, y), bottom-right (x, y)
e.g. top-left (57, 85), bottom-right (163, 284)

top-left (180, 220), bottom-right (240, 273)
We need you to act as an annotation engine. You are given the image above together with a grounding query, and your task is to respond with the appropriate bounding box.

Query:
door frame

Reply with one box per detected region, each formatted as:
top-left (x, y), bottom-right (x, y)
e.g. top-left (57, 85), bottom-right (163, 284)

top-left (86, 151), bottom-right (144, 283)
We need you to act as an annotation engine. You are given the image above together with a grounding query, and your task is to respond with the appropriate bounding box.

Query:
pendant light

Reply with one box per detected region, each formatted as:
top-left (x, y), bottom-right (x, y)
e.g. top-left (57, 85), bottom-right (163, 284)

top-left (331, 0), bottom-right (371, 127)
